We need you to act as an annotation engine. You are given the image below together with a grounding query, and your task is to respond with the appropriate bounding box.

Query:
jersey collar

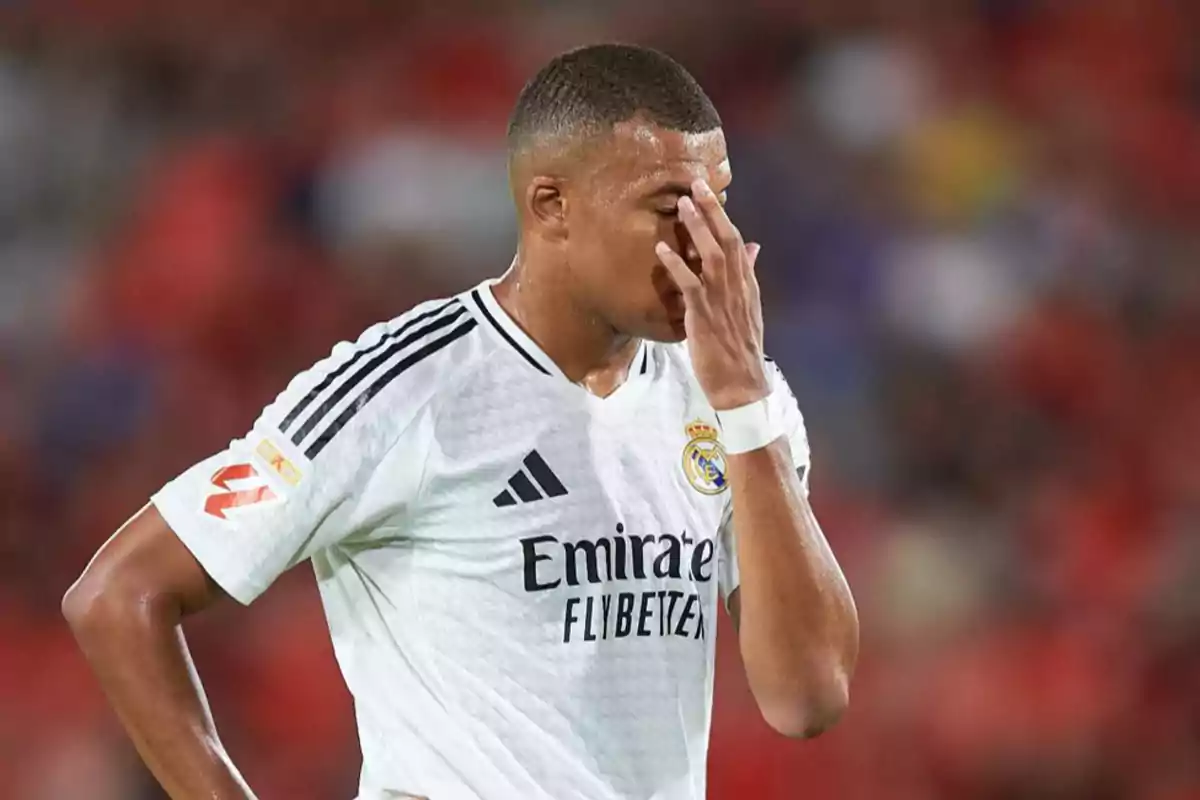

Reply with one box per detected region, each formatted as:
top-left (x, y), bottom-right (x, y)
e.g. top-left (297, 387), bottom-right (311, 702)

top-left (468, 280), bottom-right (565, 379)
top-left (466, 279), bottom-right (652, 398)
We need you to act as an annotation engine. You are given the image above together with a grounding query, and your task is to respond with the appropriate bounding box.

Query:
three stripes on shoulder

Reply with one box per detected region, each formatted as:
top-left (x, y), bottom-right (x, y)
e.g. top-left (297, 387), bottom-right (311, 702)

top-left (278, 299), bottom-right (476, 460)
top-left (273, 295), bottom-right (575, 513)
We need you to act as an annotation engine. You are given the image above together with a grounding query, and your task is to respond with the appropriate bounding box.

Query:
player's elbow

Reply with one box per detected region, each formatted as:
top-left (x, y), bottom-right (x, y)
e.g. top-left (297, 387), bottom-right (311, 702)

top-left (62, 571), bottom-right (124, 633)
top-left (63, 563), bottom-right (160, 637)
top-left (759, 666), bottom-right (851, 739)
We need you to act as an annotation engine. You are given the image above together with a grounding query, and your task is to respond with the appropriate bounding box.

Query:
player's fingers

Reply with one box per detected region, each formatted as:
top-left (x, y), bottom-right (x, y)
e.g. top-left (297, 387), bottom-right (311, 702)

top-left (676, 196), bottom-right (726, 283)
top-left (692, 180), bottom-right (743, 268)
top-left (655, 241), bottom-right (704, 301)
top-left (745, 242), bottom-right (761, 275)
top-left (745, 243), bottom-right (763, 307)
top-left (746, 243), bottom-right (764, 340)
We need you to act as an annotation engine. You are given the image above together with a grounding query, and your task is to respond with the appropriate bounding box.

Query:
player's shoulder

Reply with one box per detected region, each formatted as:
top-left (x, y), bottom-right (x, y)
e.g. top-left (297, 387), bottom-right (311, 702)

top-left (318, 291), bottom-right (485, 399)
top-left (259, 291), bottom-right (487, 455)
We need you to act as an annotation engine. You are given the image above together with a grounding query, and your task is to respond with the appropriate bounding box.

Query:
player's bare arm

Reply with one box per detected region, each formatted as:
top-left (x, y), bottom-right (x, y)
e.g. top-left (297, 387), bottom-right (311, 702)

top-left (657, 178), bottom-right (860, 738)
top-left (62, 505), bottom-right (256, 799)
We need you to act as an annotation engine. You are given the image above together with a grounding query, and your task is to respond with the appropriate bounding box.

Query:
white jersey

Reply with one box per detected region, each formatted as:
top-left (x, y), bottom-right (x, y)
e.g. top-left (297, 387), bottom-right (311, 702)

top-left (152, 278), bottom-right (812, 800)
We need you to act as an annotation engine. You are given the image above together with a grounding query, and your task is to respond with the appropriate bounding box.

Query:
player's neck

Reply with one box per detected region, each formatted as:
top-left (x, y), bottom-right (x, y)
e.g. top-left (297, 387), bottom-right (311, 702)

top-left (492, 259), bottom-right (640, 398)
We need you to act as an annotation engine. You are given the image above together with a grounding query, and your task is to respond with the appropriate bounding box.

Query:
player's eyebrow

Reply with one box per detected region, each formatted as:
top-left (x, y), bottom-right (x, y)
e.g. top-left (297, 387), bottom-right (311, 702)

top-left (646, 182), bottom-right (731, 200)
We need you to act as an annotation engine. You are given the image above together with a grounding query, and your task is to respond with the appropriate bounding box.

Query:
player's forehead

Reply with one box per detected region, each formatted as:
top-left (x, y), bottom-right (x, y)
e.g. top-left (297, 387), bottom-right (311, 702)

top-left (590, 120), bottom-right (731, 196)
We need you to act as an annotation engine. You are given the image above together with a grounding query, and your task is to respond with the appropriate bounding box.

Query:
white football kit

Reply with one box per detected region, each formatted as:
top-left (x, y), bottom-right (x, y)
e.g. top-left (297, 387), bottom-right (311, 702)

top-left (152, 279), bottom-right (812, 800)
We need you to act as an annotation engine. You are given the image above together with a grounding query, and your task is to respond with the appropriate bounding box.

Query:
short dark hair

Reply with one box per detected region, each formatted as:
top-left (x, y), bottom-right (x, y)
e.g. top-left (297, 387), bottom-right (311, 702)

top-left (507, 43), bottom-right (721, 154)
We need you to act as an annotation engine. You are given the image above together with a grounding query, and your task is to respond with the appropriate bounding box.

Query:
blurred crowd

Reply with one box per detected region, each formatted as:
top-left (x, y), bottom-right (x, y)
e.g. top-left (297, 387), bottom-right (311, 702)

top-left (1, 0), bottom-right (1198, 797)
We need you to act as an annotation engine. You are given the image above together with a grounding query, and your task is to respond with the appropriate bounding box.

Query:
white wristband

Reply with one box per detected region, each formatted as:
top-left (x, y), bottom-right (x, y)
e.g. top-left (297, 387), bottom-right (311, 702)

top-left (716, 397), bottom-right (784, 454)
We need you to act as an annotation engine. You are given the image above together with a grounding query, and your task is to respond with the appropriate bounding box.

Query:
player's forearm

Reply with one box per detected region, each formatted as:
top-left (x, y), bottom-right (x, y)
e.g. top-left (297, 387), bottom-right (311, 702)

top-left (63, 587), bottom-right (255, 799)
top-left (727, 438), bottom-right (858, 738)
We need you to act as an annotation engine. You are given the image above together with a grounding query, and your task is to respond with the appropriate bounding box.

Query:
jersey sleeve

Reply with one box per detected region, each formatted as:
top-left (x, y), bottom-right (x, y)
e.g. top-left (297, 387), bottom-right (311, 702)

top-left (151, 322), bottom-right (433, 606)
top-left (717, 359), bottom-right (812, 605)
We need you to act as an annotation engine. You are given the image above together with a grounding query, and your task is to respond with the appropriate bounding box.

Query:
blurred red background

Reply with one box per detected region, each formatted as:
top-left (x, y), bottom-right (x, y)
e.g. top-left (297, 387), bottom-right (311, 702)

top-left (1, 0), bottom-right (1198, 797)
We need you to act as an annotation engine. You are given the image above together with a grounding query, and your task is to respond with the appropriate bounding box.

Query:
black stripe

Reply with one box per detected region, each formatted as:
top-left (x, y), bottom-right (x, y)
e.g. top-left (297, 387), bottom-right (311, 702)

top-left (523, 450), bottom-right (567, 498)
top-left (305, 318), bottom-right (477, 459)
top-left (493, 490), bottom-right (517, 508)
top-left (639, 346), bottom-right (649, 375)
top-left (507, 470), bottom-right (543, 502)
top-left (280, 299), bottom-right (460, 433)
top-left (292, 305), bottom-right (468, 446)
top-left (470, 289), bottom-right (550, 376)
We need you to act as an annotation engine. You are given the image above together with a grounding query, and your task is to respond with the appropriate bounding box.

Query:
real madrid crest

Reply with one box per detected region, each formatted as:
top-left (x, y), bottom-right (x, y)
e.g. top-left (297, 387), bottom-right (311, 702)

top-left (682, 420), bottom-right (728, 496)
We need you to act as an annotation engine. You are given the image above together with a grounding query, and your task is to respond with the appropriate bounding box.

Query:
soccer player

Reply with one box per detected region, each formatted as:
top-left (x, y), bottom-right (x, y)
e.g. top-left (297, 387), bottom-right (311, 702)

top-left (63, 44), bottom-right (858, 800)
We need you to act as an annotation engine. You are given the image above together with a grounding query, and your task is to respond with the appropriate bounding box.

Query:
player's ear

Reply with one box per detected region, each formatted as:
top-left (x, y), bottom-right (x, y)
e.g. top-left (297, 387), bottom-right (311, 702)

top-left (526, 176), bottom-right (568, 240)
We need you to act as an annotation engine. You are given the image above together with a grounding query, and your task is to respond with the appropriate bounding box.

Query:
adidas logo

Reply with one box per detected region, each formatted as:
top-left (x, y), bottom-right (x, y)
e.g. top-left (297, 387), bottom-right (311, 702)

top-left (493, 451), bottom-right (568, 507)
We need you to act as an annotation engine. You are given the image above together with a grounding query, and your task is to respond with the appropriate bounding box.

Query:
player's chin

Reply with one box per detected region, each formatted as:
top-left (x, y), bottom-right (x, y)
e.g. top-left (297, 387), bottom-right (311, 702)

top-left (638, 295), bottom-right (688, 342)
top-left (639, 316), bottom-right (687, 343)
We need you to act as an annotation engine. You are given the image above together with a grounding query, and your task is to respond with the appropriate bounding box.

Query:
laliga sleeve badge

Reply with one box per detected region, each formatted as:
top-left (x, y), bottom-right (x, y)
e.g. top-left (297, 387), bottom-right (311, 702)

top-left (682, 420), bottom-right (729, 496)
top-left (203, 464), bottom-right (278, 520)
